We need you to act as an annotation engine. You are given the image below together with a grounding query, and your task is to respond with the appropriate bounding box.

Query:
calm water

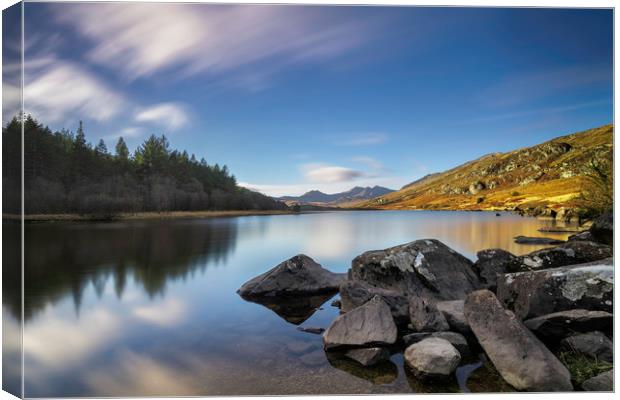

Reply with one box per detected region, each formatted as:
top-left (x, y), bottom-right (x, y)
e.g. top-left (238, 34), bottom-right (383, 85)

top-left (3, 211), bottom-right (578, 397)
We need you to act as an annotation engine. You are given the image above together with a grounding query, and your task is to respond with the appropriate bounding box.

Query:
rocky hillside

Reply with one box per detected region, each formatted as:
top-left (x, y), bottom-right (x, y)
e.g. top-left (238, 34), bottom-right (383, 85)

top-left (357, 124), bottom-right (613, 217)
top-left (279, 185), bottom-right (394, 206)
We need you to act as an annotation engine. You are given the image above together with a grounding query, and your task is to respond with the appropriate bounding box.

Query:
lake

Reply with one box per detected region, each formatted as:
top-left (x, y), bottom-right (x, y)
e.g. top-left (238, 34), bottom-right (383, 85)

top-left (3, 210), bottom-right (578, 396)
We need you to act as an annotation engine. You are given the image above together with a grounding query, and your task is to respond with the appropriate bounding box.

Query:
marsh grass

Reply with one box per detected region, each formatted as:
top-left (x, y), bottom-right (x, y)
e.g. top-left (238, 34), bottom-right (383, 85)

top-left (558, 351), bottom-right (613, 387)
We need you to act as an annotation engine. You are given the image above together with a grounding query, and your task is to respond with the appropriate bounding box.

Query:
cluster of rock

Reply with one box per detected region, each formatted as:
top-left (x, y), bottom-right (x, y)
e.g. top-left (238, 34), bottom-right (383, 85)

top-left (238, 212), bottom-right (614, 392)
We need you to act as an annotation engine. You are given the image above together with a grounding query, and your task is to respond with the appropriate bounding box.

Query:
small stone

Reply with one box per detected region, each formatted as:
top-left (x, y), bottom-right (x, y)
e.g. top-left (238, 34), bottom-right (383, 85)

top-left (409, 297), bottom-right (450, 332)
top-left (402, 331), bottom-right (470, 356)
top-left (297, 326), bottom-right (325, 334)
top-left (323, 295), bottom-right (397, 350)
top-left (436, 300), bottom-right (470, 334)
top-left (404, 337), bottom-right (461, 380)
top-left (344, 347), bottom-right (390, 367)
top-left (581, 369), bottom-right (613, 391)
top-left (561, 331), bottom-right (613, 363)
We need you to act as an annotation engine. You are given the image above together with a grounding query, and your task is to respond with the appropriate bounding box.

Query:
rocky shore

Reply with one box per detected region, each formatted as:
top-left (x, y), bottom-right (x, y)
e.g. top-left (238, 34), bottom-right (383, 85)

top-left (238, 211), bottom-right (613, 392)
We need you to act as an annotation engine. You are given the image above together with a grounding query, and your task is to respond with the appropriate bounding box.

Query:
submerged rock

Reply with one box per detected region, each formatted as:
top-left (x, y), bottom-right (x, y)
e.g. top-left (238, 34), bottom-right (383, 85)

top-left (514, 236), bottom-right (565, 245)
top-left (436, 300), bottom-right (470, 335)
top-left (409, 297), bottom-right (449, 332)
top-left (297, 326), bottom-right (325, 335)
top-left (590, 212), bottom-right (613, 245)
top-left (326, 354), bottom-right (398, 385)
top-left (581, 369), bottom-right (613, 391)
top-left (339, 280), bottom-right (409, 325)
top-left (568, 230), bottom-right (595, 242)
top-left (561, 331), bottom-right (613, 363)
top-left (524, 309), bottom-right (613, 340)
top-left (349, 239), bottom-right (480, 300)
top-left (471, 249), bottom-right (519, 291)
top-left (403, 331), bottom-right (470, 356)
top-left (242, 292), bottom-right (335, 325)
top-left (344, 347), bottom-right (390, 367)
top-left (513, 241), bottom-right (612, 272)
top-left (237, 254), bottom-right (346, 298)
top-left (323, 295), bottom-right (397, 350)
top-left (464, 290), bottom-right (573, 392)
top-left (496, 259), bottom-right (613, 319)
top-left (404, 337), bottom-right (461, 380)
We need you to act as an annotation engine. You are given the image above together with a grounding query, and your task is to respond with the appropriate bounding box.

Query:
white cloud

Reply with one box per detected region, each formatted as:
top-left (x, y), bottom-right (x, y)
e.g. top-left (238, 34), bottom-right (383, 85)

top-left (302, 163), bottom-right (364, 184)
top-left (23, 57), bottom-right (126, 123)
top-left (54, 4), bottom-right (378, 86)
top-left (351, 156), bottom-right (385, 171)
top-left (135, 103), bottom-right (189, 131)
top-left (336, 132), bottom-right (390, 146)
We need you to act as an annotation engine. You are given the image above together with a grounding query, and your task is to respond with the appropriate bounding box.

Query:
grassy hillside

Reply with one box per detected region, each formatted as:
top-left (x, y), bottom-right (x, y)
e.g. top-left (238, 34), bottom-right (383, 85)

top-left (356, 124), bottom-right (613, 216)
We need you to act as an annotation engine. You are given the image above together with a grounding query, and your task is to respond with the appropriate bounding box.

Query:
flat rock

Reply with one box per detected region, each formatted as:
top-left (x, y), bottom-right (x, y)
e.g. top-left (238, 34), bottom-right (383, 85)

top-left (514, 236), bottom-right (565, 245)
top-left (436, 300), bottom-right (470, 335)
top-left (524, 309), bottom-right (613, 340)
top-left (404, 337), bottom-right (461, 380)
top-left (349, 239), bottom-right (480, 301)
top-left (344, 347), bottom-right (390, 367)
top-left (409, 297), bottom-right (449, 332)
top-left (402, 331), bottom-right (470, 356)
top-left (513, 241), bottom-right (612, 272)
top-left (497, 259), bottom-right (613, 319)
top-left (471, 249), bottom-right (519, 291)
top-left (581, 369), bottom-right (613, 391)
top-left (568, 230), bottom-right (595, 242)
top-left (323, 295), bottom-right (397, 350)
top-left (237, 254), bottom-right (346, 297)
top-left (464, 290), bottom-right (573, 391)
top-left (339, 280), bottom-right (409, 325)
top-left (297, 326), bottom-right (325, 334)
top-left (590, 212), bottom-right (613, 245)
top-left (561, 331), bottom-right (613, 363)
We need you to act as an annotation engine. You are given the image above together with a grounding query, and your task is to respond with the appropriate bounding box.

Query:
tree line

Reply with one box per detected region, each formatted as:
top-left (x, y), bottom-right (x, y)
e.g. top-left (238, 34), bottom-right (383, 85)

top-left (2, 115), bottom-right (287, 215)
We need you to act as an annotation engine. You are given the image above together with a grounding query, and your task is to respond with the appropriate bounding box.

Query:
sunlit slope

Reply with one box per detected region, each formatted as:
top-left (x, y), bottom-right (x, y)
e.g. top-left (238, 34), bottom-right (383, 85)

top-left (356, 124), bottom-right (613, 212)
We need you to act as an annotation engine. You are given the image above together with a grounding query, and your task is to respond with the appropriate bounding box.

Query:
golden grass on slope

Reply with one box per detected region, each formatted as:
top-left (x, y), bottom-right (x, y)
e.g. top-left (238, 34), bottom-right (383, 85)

top-left (356, 124), bottom-right (613, 212)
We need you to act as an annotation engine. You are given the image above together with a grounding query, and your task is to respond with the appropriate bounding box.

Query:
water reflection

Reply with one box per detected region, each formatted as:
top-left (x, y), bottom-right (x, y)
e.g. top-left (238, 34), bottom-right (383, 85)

top-left (240, 292), bottom-right (336, 324)
top-left (15, 219), bottom-right (239, 321)
top-left (14, 211), bottom-right (576, 396)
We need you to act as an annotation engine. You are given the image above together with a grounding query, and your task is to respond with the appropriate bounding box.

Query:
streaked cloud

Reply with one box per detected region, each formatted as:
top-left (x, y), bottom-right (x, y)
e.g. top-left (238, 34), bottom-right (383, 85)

top-left (302, 163), bottom-right (364, 184)
top-left (54, 4), bottom-right (379, 86)
top-left (336, 132), bottom-right (390, 146)
top-left (135, 103), bottom-right (189, 131)
top-left (23, 57), bottom-right (127, 124)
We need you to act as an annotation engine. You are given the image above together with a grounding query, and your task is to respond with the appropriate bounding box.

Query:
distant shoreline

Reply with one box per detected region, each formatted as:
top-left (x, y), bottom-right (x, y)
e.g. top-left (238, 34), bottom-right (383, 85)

top-left (4, 210), bottom-right (298, 223)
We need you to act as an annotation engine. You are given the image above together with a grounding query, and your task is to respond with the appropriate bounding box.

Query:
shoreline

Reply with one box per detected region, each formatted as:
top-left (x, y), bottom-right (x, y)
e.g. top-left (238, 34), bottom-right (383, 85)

top-left (4, 210), bottom-right (297, 223)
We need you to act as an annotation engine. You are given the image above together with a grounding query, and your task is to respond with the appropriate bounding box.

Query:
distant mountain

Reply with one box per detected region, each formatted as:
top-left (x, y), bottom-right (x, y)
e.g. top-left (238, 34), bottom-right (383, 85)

top-left (355, 124), bottom-right (613, 214)
top-left (278, 186), bottom-right (395, 205)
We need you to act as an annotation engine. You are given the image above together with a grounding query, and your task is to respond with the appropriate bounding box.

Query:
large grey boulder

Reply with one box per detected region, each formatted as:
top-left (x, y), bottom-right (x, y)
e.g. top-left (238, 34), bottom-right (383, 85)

top-left (581, 369), bottom-right (613, 391)
top-left (436, 300), bottom-right (470, 335)
top-left (344, 347), bottom-right (390, 367)
top-left (561, 331), bottom-right (613, 363)
top-left (404, 337), bottom-right (461, 380)
top-left (590, 211), bottom-right (613, 245)
top-left (464, 290), bottom-right (573, 391)
top-left (238, 254), bottom-right (346, 297)
top-left (323, 295), bottom-right (397, 350)
top-left (471, 249), bottom-right (519, 291)
top-left (524, 309), bottom-right (613, 340)
top-left (514, 241), bottom-right (612, 272)
top-left (497, 259), bottom-right (613, 319)
top-left (339, 280), bottom-right (409, 325)
top-left (349, 239), bottom-right (480, 300)
top-left (402, 331), bottom-right (470, 356)
top-left (409, 297), bottom-right (449, 332)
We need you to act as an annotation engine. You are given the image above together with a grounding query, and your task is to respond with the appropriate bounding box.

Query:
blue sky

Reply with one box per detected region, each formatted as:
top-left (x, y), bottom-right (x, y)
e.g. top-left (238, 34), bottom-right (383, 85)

top-left (7, 4), bottom-right (613, 196)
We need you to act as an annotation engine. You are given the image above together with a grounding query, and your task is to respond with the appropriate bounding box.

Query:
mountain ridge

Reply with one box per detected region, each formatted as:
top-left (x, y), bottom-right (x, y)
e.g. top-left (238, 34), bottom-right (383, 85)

top-left (278, 185), bottom-right (395, 205)
top-left (354, 124), bottom-right (613, 217)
